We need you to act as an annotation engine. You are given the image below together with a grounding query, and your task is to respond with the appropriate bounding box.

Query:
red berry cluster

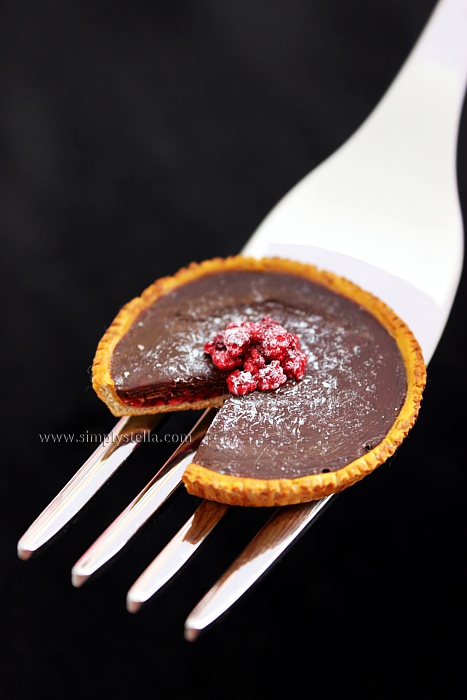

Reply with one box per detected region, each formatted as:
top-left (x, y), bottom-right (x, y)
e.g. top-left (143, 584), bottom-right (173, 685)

top-left (204, 316), bottom-right (308, 396)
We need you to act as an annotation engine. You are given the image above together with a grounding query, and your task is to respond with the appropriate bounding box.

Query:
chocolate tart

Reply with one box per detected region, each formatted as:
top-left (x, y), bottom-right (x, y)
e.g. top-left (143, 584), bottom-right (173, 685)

top-left (92, 256), bottom-right (426, 506)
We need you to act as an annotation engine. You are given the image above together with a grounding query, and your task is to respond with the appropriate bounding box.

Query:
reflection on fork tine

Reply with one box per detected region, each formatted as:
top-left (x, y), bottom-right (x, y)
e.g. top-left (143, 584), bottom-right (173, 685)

top-left (183, 496), bottom-right (333, 641)
top-left (17, 413), bottom-right (164, 561)
top-left (127, 500), bottom-right (229, 613)
top-left (71, 409), bottom-right (216, 587)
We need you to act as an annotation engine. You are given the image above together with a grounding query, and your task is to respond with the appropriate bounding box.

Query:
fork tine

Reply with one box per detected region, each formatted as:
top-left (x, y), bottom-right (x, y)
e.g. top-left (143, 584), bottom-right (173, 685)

top-left (126, 500), bottom-right (229, 613)
top-left (184, 495), bottom-right (333, 641)
top-left (17, 414), bottom-right (163, 560)
top-left (71, 408), bottom-right (216, 587)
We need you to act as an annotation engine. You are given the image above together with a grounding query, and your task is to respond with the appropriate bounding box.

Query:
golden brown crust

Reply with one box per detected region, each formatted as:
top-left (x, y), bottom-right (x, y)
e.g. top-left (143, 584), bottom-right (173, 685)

top-left (93, 255), bottom-right (426, 506)
top-left (92, 257), bottom-right (239, 416)
top-left (179, 258), bottom-right (426, 506)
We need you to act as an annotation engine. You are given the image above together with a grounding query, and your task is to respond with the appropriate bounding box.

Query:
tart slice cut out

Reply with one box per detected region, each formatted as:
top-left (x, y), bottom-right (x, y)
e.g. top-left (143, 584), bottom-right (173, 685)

top-left (92, 256), bottom-right (426, 506)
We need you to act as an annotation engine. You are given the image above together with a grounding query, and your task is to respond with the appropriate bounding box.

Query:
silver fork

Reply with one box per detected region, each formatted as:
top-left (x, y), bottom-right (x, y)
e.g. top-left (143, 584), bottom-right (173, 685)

top-left (17, 0), bottom-right (466, 641)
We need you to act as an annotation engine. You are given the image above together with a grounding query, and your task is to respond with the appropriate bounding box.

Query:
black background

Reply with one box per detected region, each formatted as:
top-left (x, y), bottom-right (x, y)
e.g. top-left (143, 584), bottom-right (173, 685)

top-left (1, 1), bottom-right (466, 698)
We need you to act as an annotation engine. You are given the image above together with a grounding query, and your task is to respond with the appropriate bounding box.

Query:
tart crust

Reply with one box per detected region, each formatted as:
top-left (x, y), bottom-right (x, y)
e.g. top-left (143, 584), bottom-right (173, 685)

top-left (93, 255), bottom-right (426, 506)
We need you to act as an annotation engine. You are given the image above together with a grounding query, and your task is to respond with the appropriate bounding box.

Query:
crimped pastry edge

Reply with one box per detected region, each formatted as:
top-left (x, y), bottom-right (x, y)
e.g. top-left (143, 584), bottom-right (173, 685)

top-left (92, 255), bottom-right (426, 506)
top-left (179, 259), bottom-right (426, 505)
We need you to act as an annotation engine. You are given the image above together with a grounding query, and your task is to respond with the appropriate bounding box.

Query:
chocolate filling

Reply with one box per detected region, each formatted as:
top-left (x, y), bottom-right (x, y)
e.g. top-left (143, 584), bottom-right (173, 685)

top-left (111, 270), bottom-right (407, 479)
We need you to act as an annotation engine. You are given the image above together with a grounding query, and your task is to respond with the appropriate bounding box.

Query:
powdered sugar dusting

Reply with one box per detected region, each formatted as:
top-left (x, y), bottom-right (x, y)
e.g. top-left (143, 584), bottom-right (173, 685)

top-left (110, 270), bottom-right (406, 479)
top-left (195, 303), bottom-right (407, 479)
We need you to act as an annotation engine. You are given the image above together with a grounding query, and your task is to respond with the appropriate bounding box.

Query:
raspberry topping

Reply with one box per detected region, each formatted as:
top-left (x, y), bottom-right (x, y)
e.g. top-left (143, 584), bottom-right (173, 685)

top-left (243, 346), bottom-right (266, 374)
top-left (204, 316), bottom-right (308, 395)
top-left (256, 360), bottom-right (287, 391)
top-left (227, 370), bottom-right (258, 396)
top-left (283, 348), bottom-right (308, 380)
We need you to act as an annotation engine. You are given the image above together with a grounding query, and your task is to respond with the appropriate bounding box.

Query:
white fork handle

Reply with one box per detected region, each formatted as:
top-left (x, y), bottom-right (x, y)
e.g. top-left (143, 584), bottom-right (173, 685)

top-left (244, 0), bottom-right (467, 358)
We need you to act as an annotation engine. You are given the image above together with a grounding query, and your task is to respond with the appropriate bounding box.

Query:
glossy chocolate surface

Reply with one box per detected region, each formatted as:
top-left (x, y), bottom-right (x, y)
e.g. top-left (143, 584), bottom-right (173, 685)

top-left (111, 270), bottom-right (407, 477)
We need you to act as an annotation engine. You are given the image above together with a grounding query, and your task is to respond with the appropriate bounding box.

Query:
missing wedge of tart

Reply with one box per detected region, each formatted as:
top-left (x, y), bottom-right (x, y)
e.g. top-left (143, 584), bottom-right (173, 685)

top-left (92, 256), bottom-right (426, 507)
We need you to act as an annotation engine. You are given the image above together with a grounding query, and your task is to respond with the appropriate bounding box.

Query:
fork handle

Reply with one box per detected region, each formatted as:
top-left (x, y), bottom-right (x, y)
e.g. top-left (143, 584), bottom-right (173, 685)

top-left (244, 0), bottom-right (467, 346)
top-left (404, 0), bottom-right (467, 107)
top-left (364, 0), bottom-right (467, 169)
